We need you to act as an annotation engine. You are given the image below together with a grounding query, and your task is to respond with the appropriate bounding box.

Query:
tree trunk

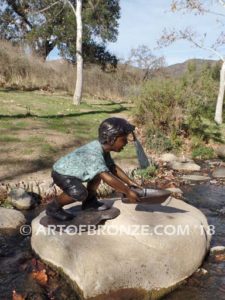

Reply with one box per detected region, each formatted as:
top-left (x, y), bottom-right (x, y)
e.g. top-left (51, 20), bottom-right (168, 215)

top-left (73, 0), bottom-right (83, 105)
top-left (215, 60), bottom-right (225, 125)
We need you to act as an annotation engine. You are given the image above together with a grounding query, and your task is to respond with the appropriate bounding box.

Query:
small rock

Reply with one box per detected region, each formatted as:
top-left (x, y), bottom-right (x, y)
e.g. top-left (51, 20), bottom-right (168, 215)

top-left (160, 153), bottom-right (178, 162)
top-left (212, 167), bottom-right (225, 178)
top-left (169, 161), bottom-right (201, 172)
top-left (210, 180), bottom-right (218, 184)
top-left (215, 145), bottom-right (225, 159)
top-left (180, 175), bottom-right (210, 182)
top-left (0, 207), bottom-right (26, 229)
top-left (166, 188), bottom-right (183, 195)
top-left (195, 268), bottom-right (208, 275)
top-left (210, 246), bottom-right (225, 254)
top-left (8, 188), bottom-right (37, 210)
top-left (217, 208), bottom-right (225, 214)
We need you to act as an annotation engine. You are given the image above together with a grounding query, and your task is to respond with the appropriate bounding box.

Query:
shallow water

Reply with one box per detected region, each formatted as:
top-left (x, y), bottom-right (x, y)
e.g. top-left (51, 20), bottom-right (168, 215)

top-left (163, 183), bottom-right (225, 300)
top-left (0, 206), bottom-right (77, 300)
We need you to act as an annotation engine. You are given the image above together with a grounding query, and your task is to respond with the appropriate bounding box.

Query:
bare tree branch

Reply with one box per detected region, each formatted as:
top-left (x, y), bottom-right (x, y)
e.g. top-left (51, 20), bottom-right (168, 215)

top-left (66, 0), bottom-right (77, 16)
top-left (32, 1), bottom-right (61, 14)
top-left (218, 0), bottom-right (225, 8)
top-left (88, 0), bottom-right (101, 11)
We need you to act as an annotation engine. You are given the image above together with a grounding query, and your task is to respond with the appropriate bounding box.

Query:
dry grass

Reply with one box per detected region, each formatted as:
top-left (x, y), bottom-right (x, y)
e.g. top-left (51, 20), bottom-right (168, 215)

top-left (0, 40), bottom-right (141, 100)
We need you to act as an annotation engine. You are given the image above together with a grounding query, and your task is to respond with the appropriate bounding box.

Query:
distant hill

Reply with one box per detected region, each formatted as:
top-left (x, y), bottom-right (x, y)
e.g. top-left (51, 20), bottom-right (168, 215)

top-left (163, 58), bottom-right (220, 78)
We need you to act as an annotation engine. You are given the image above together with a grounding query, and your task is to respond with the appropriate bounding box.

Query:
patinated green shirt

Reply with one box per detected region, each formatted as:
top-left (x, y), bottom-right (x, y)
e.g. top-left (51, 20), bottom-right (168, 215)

top-left (53, 140), bottom-right (115, 182)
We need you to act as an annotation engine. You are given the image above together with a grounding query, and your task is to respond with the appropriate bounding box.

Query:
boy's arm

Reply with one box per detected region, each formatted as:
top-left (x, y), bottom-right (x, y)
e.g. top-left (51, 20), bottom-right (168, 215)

top-left (99, 171), bottom-right (140, 203)
top-left (110, 164), bottom-right (142, 188)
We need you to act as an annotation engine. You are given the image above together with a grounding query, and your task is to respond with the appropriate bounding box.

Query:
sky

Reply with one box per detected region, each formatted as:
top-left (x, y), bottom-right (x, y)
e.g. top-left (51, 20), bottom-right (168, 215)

top-left (48, 0), bottom-right (224, 66)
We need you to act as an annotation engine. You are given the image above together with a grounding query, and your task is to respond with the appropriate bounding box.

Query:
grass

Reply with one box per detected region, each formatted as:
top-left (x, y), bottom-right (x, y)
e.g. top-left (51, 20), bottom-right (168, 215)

top-left (0, 135), bottom-right (21, 142)
top-left (0, 89), bottom-right (135, 181)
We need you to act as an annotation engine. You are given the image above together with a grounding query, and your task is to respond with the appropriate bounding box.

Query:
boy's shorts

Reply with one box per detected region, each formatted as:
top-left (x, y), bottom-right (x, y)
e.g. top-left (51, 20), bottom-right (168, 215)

top-left (52, 170), bottom-right (88, 202)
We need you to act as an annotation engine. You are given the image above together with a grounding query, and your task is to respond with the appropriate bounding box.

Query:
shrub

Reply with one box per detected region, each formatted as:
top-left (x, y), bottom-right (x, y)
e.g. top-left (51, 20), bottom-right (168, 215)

top-left (133, 63), bottom-right (221, 153)
top-left (192, 146), bottom-right (215, 160)
top-left (146, 129), bottom-right (173, 153)
top-left (132, 165), bottom-right (158, 180)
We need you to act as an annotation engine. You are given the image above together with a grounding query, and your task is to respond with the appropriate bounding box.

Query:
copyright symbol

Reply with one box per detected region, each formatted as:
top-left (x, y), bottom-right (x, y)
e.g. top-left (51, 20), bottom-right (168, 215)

top-left (20, 225), bottom-right (32, 236)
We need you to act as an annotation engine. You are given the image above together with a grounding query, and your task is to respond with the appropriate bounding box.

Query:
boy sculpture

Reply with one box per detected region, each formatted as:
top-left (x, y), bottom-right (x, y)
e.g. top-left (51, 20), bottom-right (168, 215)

top-left (46, 117), bottom-right (142, 221)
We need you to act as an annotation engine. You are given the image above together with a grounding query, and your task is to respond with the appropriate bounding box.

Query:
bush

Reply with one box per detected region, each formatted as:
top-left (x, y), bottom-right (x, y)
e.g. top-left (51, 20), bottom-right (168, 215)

top-left (133, 63), bottom-right (220, 153)
top-left (146, 129), bottom-right (173, 153)
top-left (132, 165), bottom-right (158, 180)
top-left (192, 146), bottom-right (215, 160)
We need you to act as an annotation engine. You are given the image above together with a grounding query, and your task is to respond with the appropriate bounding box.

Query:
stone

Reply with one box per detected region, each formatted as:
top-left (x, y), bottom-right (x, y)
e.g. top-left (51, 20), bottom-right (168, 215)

top-left (31, 198), bottom-right (211, 300)
top-left (169, 161), bottom-right (201, 172)
top-left (0, 207), bottom-right (26, 229)
top-left (166, 188), bottom-right (183, 195)
top-left (195, 268), bottom-right (208, 275)
top-left (215, 145), bottom-right (225, 159)
top-left (212, 167), bottom-right (225, 178)
top-left (8, 187), bottom-right (37, 210)
top-left (180, 175), bottom-right (210, 182)
top-left (160, 153), bottom-right (178, 162)
top-left (210, 246), bottom-right (225, 254)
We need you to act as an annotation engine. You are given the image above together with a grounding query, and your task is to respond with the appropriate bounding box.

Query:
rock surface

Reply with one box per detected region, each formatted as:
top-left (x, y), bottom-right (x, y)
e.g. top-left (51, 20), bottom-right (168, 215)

top-left (0, 207), bottom-right (26, 229)
top-left (31, 198), bottom-right (211, 300)
top-left (160, 153), bottom-right (178, 162)
top-left (166, 187), bottom-right (183, 195)
top-left (169, 161), bottom-right (201, 171)
top-left (180, 175), bottom-right (211, 182)
top-left (215, 145), bottom-right (225, 159)
top-left (210, 246), bottom-right (225, 254)
top-left (212, 167), bottom-right (225, 178)
top-left (8, 187), bottom-right (39, 210)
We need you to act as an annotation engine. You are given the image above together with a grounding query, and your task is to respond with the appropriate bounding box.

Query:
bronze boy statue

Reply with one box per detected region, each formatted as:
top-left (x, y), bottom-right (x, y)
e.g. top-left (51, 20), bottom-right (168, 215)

top-left (46, 117), bottom-right (142, 221)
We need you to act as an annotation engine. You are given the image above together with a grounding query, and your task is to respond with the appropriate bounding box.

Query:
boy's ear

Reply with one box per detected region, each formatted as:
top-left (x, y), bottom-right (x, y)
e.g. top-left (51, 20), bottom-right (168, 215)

top-left (107, 136), bottom-right (116, 146)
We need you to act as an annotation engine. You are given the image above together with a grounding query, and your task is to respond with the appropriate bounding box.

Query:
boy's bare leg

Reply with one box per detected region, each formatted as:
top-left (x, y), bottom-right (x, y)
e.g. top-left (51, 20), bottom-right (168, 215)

top-left (57, 192), bottom-right (75, 206)
top-left (46, 192), bottom-right (75, 221)
top-left (86, 176), bottom-right (101, 200)
top-left (82, 176), bottom-right (108, 210)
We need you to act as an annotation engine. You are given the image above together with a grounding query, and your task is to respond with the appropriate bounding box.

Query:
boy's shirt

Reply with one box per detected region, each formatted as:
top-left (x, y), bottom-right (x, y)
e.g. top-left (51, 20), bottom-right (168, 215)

top-left (53, 140), bottom-right (115, 182)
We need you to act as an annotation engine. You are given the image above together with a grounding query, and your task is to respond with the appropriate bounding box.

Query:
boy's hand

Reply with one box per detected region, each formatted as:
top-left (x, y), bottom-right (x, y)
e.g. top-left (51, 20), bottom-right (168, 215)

top-left (126, 190), bottom-right (140, 203)
top-left (129, 183), bottom-right (142, 189)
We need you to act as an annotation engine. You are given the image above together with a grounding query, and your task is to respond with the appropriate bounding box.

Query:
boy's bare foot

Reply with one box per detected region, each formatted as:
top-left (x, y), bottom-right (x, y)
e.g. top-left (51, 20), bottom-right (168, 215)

top-left (46, 200), bottom-right (74, 221)
top-left (82, 197), bottom-right (109, 211)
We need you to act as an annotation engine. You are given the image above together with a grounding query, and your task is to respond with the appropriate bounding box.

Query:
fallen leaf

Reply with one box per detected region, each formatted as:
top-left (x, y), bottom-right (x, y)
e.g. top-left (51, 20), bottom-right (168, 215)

top-left (32, 269), bottom-right (48, 285)
top-left (12, 290), bottom-right (25, 300)
top-left (215, 254), bottom-right (225, 262)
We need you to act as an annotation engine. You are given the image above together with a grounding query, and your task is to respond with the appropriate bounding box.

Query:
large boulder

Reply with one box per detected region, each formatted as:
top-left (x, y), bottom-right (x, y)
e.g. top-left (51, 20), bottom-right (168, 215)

top-left (31, 198), bottom-right (211, 300)
top-left (0, 207), bottom-right (26, 229)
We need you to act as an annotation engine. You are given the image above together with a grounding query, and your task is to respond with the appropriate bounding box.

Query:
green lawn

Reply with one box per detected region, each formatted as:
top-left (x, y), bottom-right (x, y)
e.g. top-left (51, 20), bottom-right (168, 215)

top-left (0, 89), bottom-right (137, 181)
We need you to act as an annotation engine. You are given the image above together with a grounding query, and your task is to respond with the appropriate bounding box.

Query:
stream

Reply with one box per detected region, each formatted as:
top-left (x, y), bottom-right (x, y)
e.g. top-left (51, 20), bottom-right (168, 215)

top-left (164, 183), bottom-right (225, 300)
top-left (0, 174), bottom-right (225, 299)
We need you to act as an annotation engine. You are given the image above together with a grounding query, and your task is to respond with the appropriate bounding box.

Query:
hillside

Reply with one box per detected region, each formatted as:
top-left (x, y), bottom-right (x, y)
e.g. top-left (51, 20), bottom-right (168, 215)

top-left (163, 58), bottom-right (220, 78)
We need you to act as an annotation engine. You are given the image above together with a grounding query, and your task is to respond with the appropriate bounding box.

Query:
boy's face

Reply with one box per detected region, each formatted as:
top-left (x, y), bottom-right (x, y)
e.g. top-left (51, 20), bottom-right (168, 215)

top-left (111, 135), bottom-right (128, 152)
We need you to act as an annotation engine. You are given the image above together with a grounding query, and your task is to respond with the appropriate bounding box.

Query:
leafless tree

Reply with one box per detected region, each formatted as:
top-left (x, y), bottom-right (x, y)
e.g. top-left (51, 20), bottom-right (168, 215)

top-left (129, 45), bottom-right (166, 81)
top-left (158, 0), bottom-right (225, 124)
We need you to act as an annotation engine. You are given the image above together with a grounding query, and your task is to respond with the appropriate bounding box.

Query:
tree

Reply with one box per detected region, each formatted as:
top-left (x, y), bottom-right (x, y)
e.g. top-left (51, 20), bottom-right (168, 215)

top-left (158, 0), bottom-right (225, 124)
top-left (128, 45), bottom-right (166, 81)
top-left (74, 0), bottom-right (83, 105)
top-left (0, 0), bottom-right (120, 105)
top-left (0, 0), bottom-right (120, 65)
